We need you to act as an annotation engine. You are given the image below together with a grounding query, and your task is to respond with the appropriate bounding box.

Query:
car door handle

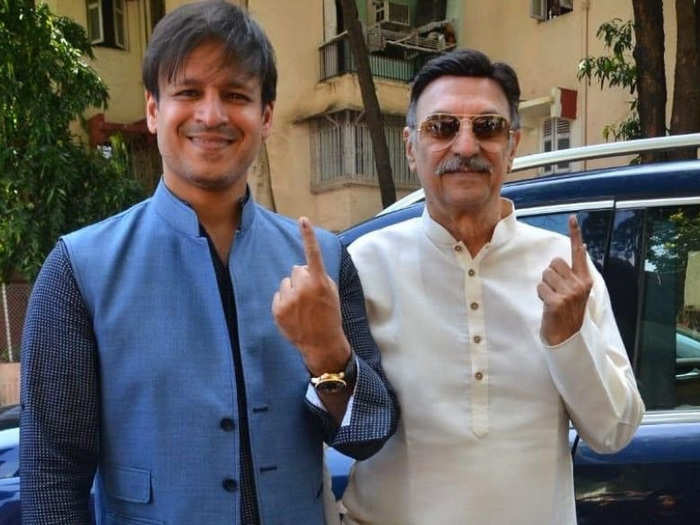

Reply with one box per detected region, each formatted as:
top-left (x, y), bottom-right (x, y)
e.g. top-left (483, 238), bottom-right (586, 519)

top-left (675, 368), bottom-right (700, 381)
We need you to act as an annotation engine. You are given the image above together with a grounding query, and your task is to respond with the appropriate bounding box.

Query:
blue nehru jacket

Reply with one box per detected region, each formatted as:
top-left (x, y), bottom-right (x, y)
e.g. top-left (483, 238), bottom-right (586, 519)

top-left (21, 180), bottom-right (397, 524)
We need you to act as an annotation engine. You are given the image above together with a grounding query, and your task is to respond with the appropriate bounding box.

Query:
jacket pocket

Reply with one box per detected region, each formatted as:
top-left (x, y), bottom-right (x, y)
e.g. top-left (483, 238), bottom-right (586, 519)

top-left (103, 464), bottom-right (152, 504)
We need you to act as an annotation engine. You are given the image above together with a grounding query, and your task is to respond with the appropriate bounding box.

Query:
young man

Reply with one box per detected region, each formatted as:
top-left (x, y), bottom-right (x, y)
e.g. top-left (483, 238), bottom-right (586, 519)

top-left (20, 2), bottom-right (397, 524)
top-left (342, 49), bottom-right (644, 524)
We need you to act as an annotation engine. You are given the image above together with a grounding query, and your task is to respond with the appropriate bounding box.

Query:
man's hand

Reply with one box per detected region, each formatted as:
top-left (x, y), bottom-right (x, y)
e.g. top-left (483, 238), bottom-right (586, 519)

top-left (272, 217), bottom-right (351, 375)
top-left (537, 215), bottom-right (594, 346)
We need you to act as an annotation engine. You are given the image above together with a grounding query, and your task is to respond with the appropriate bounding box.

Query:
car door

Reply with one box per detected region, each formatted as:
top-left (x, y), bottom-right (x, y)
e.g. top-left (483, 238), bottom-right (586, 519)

top-left (572, 198), bottom-right (700, 525)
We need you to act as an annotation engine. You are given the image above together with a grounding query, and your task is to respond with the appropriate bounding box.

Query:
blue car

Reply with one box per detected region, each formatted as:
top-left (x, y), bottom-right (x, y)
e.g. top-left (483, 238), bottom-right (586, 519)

top-left (5, 135), bottom-right (700, 523)
top-left (0, 426), bottom-right (19, 525)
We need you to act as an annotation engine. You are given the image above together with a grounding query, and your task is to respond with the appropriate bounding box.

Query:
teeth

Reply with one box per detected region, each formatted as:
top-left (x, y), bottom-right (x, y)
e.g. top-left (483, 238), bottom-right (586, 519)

top-left (190, 137), bottom-right (231, 146)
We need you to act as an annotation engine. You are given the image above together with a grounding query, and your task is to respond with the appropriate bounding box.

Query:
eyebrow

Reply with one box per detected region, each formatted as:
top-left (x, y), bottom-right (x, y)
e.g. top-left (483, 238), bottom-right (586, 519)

top-left (426, 110), bottom-right (505, 116)
top-left (171, 76), bottom-right (254, 89)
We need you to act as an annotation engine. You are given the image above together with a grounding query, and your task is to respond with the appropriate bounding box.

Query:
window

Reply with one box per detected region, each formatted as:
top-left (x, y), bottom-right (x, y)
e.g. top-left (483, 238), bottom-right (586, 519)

top-left (518, 209), bottom-right (612, 272)
top-left (542, 117), bottom-right (571, 174)
top-left (311, 110), bottom-right (418, 189)
top-left (86, 0), bottom-right (126, 49)
top-left (531, 0), bottom-right (573, 22)
top-left (635, 204), bottom-right (700, 410)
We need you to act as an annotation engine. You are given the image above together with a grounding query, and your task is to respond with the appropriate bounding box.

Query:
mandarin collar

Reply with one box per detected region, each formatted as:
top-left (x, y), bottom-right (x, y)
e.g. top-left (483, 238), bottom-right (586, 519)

top-left (421, 198), bottom-right (518, 252)
top-left (152, 179), bottom-right (256, 238)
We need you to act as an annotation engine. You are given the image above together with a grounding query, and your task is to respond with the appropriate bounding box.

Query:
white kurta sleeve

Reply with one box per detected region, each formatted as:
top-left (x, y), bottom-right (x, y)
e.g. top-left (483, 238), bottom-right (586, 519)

top-left (542, 265), bottom-right (645, 453)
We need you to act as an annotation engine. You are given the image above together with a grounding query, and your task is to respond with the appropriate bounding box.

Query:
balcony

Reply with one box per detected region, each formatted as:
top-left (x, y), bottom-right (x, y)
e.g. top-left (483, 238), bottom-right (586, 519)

top-left (320, 32), bottom-right (433, 83)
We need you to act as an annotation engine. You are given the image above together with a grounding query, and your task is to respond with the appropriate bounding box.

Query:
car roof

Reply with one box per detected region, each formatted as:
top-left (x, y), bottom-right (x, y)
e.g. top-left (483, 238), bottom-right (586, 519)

top-left (339, 159), bottom-right (700, 246)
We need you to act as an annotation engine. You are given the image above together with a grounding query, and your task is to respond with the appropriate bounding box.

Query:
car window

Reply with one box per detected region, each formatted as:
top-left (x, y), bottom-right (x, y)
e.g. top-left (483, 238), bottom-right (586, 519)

top-left (518, 210), bottom-right (612, 272)
top-left (605, 210), bottom-right (645, 361)
top-left (635, 204), bottom-right (700, 410)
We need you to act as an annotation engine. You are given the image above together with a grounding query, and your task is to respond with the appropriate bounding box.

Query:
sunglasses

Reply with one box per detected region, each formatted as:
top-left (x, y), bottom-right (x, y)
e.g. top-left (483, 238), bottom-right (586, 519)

top-left (416, 114), bottom-right (512, 151)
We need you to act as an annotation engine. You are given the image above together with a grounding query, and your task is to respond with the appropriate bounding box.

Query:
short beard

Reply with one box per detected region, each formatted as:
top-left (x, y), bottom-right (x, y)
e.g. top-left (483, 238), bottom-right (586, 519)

top-left (435, 154), bottom-right (493, 176)
top-left (187, 171), bottom-right (244, 191)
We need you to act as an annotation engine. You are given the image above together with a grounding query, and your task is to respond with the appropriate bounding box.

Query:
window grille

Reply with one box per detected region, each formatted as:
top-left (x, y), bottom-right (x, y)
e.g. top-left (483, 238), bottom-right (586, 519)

top-left (312, 110), bottom-right (418, 189)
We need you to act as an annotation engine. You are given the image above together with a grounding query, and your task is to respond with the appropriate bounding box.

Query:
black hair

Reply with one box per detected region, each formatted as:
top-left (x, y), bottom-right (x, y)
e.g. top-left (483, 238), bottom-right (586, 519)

top-left (142, 0), bottom-right (277, 105)
top-left (407, 49), bottom-right (520, 130)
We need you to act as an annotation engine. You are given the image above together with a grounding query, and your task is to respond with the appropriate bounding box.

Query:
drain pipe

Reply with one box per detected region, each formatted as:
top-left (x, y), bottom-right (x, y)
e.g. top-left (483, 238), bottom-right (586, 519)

top-left (2, 283), bottom-right (12, 362)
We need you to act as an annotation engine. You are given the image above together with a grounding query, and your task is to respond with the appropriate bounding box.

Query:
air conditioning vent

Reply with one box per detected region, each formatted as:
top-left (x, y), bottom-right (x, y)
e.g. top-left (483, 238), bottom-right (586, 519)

top-left (374, 1), bottom-right (410, 27)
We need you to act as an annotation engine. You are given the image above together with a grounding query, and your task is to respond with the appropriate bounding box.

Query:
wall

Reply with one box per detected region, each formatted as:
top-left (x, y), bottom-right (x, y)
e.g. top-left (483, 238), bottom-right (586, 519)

top-left (0, 363), bottom-right (20, 406)
top-left (461, 0), bottom-right (679, 179)
top-left (46, 0), bottom-right (149, 125)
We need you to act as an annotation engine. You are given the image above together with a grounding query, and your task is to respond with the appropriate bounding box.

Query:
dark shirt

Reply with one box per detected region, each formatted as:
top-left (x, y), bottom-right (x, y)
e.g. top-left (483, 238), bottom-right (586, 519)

top-left (205, 229), bottom-right (260, 525)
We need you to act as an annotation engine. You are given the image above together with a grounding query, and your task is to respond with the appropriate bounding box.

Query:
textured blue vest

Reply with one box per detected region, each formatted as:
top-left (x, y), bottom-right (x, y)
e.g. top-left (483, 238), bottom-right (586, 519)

top-left (62, 181), bottom-right (341, 524)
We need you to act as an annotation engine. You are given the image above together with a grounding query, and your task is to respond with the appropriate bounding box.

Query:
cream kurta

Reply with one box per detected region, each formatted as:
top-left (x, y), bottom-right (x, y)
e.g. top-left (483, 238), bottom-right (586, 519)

top-left (343, 201), bottom-right (644, 525)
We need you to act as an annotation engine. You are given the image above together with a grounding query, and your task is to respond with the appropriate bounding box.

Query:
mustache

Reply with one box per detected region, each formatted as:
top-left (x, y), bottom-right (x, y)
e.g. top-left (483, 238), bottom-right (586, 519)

top-left (435, 155), bottom-right (493, 176)
top-left (181, 124), bottom-right (238, 140)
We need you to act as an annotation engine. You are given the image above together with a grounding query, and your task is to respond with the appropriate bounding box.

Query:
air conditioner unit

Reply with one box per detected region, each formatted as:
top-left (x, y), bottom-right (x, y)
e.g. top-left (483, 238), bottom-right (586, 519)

top-left (374, 1), bottom-right (410, 27)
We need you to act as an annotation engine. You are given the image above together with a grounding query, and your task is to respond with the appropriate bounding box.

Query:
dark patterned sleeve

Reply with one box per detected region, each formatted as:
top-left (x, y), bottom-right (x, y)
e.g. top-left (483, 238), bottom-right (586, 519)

top-left (20, 241), bottom-right (99, 524)
top-left (306, 246), bottom-right (399, 459)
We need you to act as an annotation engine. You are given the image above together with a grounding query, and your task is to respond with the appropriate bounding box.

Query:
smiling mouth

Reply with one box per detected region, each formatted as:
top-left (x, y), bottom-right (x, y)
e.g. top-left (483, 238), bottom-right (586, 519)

top-left (187, 135), bottom-right (235, 150)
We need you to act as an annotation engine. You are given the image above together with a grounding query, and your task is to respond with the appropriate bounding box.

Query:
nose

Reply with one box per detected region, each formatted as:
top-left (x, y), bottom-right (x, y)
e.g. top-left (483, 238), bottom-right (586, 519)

top-left (449, 119), bottom-right (480, 157)
top-left (195, 92), bottom-right (228, 127)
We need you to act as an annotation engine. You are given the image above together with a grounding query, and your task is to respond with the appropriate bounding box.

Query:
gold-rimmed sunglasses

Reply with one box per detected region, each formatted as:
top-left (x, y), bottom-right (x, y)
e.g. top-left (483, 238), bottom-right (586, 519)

top-left (416, 113), bottom-right (512, 152)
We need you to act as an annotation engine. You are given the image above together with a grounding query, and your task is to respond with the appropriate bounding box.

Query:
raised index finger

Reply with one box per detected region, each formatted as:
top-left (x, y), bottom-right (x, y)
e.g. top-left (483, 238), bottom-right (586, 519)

top-left (299, 217), bottom-right (326, 276)
top-left (568, 214), bottom-right (590, 277)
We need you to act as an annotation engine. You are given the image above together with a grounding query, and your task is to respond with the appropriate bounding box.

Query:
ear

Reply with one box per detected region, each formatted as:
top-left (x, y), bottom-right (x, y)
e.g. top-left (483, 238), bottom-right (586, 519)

top-left (404, 126), bottom-right (417, 172)
top-left (261, 101), bottom-right (275, 140)
top-left (145, 91), bottom-right (158, 134)
top-left (506, 129), bottom-right (522, 171)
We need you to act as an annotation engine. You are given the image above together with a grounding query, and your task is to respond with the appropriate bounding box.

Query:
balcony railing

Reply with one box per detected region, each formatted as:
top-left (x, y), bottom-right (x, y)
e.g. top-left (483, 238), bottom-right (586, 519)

top-left (319, 32), bottom-right (434, 83)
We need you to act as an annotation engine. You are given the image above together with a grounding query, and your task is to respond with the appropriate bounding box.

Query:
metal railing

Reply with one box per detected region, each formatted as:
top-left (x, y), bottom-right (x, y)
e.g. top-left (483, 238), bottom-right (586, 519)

top-left (378, 133), bottom-right (700, 215)
top-left (319, 32), bottom-right (430, 83)
top-left (1, 281), bottom-right (31, 363)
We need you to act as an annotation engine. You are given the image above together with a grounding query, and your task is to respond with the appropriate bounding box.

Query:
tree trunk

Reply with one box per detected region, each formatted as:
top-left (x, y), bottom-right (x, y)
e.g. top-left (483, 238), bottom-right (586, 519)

top-left (632, 0), bottom-right (668, 163)
top-left (339, 0), bottom-right (396, 208)
top-left (669, 0), bottom-right (700, 160)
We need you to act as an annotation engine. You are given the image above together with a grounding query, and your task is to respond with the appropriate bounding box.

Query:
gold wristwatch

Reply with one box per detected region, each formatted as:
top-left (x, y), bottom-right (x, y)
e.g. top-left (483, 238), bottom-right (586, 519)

top-left (310, 352), bottom-right (357, 394)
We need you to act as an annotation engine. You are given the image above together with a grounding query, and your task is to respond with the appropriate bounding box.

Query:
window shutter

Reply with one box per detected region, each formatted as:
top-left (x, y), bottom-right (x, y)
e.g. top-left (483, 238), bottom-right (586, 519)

top-left (542, 117), bottom-right (571, 174)
top-left (530, 0), bottom-right (546, 21)
top-left (86, 1), bottom-right (103, 44)
top-left (113, 0), bottom-right (126, 49)
top-left (555, 118), bottom-right (570, 170)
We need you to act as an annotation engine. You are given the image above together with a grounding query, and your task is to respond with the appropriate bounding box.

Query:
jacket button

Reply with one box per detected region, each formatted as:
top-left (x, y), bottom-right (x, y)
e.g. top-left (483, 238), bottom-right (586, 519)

top-left (223, 478), bottom-right (238, 492)
top-left (220, 418), bottom-right (235, 431)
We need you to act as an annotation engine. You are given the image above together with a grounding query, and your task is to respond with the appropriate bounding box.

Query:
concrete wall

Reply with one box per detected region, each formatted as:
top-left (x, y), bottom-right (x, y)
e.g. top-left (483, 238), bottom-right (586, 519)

top-left (45, 0), bottom-right (685, 228)
top-left (46, 0), bottom-right (148, 125)
top-left (0, 363), bottom-right (20, 406)
top-left (461, 0), bottom-right (679, 180)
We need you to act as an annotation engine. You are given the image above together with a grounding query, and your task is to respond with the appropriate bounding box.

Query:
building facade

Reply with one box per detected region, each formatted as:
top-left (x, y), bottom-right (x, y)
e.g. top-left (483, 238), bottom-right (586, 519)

top-left (44, 0), bottom-right (681, 229)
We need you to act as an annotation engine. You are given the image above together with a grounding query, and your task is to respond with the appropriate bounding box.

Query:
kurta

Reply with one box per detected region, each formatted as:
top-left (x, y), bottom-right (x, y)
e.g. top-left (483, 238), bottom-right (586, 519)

top-left (342, 201), bottom-right (644, 525)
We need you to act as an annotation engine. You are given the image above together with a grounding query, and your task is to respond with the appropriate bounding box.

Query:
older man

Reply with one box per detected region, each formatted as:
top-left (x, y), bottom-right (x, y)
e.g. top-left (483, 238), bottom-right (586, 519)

top-left (342, 49), bottom-right (644, 524)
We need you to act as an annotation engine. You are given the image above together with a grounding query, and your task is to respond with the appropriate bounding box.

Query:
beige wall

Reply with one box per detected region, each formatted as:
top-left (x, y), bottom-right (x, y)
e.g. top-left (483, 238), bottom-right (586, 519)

top-left (462, 0), bottom-right (679, 179)
top-left (46, 0), bottom-right (148, 124)
top-left (46, 1), bottom-right (685, 229)
top-left (0, 363), bottom-right (20, 406)
top-left (247, 0), bottom-right (413, 228)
